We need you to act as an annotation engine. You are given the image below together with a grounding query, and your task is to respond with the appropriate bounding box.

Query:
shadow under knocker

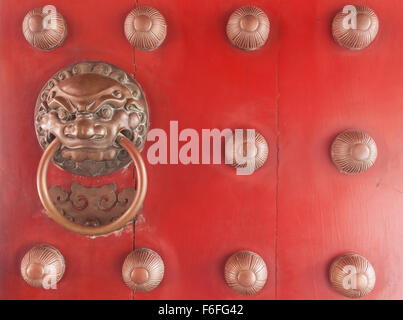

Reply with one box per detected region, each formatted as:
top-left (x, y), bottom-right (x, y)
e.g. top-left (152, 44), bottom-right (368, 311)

top-left (35, 61), bottom-right (149, 236)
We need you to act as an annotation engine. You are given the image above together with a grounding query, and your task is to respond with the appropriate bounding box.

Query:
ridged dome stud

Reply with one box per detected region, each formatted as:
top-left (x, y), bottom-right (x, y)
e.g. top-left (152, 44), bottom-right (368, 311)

top-left (329, 253), bottom-right (376, 298)
top-left (224, 251), bottom-right (267, 295)
top-left (331, 129), bottom-right (377, 174)
top-left (20, 245), bottom-right (65, 288)
top-left (332, 5), bottom-right (379, 50)
top-left (124, 6), bottom-right (167, 50)
top-left (226, 6), bottom-right (270, 50)
top-left (22, 6), bottom-right (67, 50)
top-left (122, 248), bottom-right (164, 292)
top-left (225, 129), bottom-right (268, 171)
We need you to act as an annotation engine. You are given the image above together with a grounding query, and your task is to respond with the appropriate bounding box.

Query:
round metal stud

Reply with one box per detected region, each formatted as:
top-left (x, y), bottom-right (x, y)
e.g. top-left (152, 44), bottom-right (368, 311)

top-left (226, 6), bottom-right (270, 50)
top-left (331, 129), bottom-right (377, 174)
top-left (22, 6), bottom-right (67, 50)
top-left (20, 245), bottom-right (65, 288)
top-left (124, 6), bottom-right (167, 50)
top-left (224, 251), bottom-right (267, 295)
top-left (122, 248), bottom-right (164, 292)
top-left (332, 5), bottom-right (379, 50)
top-left (329, 253), bottom-right (376, 298)
top-left (225, 129), bottom-right (268, 171)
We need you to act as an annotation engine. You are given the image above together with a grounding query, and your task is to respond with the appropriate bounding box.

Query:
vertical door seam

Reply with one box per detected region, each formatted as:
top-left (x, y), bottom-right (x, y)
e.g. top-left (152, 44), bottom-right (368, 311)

top-left (274, 0), bottom-right (282, 300)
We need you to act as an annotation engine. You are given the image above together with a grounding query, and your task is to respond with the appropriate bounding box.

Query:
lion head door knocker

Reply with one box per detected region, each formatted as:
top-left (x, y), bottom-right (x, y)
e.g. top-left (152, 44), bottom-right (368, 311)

top-left (35, 61), bottom-right (149, 236)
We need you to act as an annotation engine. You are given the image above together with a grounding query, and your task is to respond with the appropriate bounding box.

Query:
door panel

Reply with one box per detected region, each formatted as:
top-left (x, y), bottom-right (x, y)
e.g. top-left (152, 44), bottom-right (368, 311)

top-left (0, 0), bottom-right (135, 299)
top-left (277, 0), bottom-right (403, 299)
top-left (133, 0), bottom-right (279, 299)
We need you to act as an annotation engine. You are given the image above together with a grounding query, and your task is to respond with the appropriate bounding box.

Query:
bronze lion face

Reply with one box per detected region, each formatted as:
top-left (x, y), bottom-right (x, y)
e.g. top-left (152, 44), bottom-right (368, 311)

top-left (35, 62), bottom-right (149, 176)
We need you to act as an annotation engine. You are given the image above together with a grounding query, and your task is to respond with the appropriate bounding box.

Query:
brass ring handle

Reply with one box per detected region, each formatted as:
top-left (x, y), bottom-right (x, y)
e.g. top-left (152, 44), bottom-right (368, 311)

top-left (37, 135), bottom-right (147, 236)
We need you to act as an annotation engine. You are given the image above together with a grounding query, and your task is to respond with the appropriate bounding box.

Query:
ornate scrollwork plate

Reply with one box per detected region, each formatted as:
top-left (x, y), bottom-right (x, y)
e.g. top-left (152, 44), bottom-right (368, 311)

top-left (49, 181), bottom-right (135, 227)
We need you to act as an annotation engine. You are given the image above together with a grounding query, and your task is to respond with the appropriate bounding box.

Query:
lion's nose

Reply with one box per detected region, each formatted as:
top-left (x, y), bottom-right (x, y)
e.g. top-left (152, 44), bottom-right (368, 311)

top-left (64, 119), bottom-right (106, 140)
top-left (76, 119), bottom-right (95, 139)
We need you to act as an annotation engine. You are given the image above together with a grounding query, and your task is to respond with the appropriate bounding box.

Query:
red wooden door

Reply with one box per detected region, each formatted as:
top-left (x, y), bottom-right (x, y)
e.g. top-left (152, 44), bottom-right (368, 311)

top-left (0, 0), bottom-right (402, 300)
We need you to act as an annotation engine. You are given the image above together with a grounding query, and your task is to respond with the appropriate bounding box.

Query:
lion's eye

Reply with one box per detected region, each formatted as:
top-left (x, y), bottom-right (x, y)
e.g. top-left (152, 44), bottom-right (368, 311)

top-left (98, 105), bottom-right (114, 120)
top-left (57, 108), bottom-right (71, 121)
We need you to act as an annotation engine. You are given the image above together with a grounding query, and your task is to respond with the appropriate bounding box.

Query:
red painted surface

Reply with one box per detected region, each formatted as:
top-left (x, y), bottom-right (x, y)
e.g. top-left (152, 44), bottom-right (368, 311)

top-left (0, 0), bottom-right (402, 300)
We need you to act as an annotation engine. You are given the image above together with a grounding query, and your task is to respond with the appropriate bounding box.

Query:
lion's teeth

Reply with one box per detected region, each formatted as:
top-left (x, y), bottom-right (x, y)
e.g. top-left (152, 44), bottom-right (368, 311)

top-left (61, 149), bottom-right (116, 162)
top-left (70, 150), bottom-right (87, 162)
top-left (61, 149), bottom-right (72, 160)
top-left (104, 149), bottom-right (117, 160)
